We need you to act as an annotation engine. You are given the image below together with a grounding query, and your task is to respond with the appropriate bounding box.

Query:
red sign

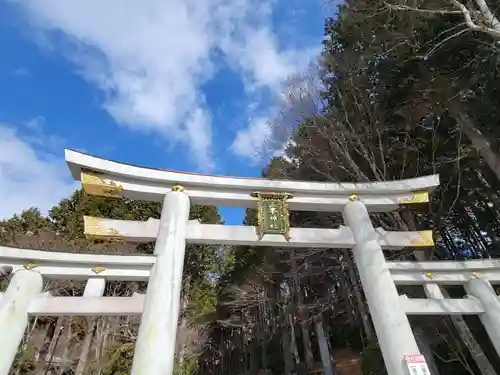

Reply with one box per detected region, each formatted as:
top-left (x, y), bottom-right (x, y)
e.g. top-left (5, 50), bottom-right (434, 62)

top-left (404, 355), bottom-right (426, 364)
top-left (404, 354), bottom-right (430, 375)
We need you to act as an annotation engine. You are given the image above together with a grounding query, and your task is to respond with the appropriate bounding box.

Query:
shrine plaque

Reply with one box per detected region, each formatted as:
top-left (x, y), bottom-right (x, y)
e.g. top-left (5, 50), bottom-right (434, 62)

top-left (250, 192), bottom-right (293, 240)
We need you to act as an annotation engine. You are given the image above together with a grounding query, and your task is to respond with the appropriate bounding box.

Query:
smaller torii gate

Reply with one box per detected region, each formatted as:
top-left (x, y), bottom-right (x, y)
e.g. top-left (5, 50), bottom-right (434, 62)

top-left (0, 148), bottom-right (499, 375)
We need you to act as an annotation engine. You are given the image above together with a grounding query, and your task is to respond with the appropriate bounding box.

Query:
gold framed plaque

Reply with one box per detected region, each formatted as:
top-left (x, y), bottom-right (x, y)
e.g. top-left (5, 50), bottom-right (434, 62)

top-left (250, 192), bottom-right (293, 240)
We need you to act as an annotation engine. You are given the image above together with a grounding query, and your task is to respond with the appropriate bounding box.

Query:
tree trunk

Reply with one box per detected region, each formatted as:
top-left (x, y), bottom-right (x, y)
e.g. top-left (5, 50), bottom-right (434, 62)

top-left (298, 305), bottom-right (314, 369)
top-left (44, 317), bottom-right (65, 362)
top-left (95, 317), bottom-right (112, 364)
top-left (345, 250), bottom-right (375, 342)
top-left (447, 312), bottom-right (495, 375)
top-left (35, 322), bottom-right (55, 375)
top-left (288, 313), bottom-right (301, 365)
top-left (414, 327), bottom-right (441, 375)
top-left (282, 305), bottom-right (294, 375)
top-left (338, 267), bottom-right (356, 329)
top-left (451, 107), bottom-right (500, 183)
top-left (291, 257), bottom-right (314, 369)
top-left (177, 294), bottom-right (189, 370)
top-left (315, 317), bottom-right (334, 375)
top-left (249, 340), bottom-right (258, 375)
top-left (177, 276), bottom-right (191, 371)
top-left (260, 302), bottom-right (269, 369)
top-left (58, 320), bottom-right (73, 375)
top-left (40, 317), bottom-right (66, 375)
top-left (75, 320), bottom-right (96, 375)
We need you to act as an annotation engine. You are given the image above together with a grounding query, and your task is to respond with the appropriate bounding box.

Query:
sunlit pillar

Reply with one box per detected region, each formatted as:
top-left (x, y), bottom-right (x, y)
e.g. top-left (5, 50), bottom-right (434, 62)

top-left (0, 269), bottom-right (43, 375)
top-left (343, 197), bottom-right (425, 375)
top-left (465, 275), bottom-right (500, 356)
top-left (131, 186), bottom-right (190, 375)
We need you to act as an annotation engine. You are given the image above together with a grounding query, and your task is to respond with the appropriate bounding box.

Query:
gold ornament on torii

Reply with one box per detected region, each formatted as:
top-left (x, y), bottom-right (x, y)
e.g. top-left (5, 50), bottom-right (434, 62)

top-left (250, 192), bottom-right (293, 241)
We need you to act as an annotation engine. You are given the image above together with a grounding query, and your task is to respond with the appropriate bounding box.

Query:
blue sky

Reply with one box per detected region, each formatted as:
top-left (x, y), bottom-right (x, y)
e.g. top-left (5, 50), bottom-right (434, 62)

top-left (0, 0), bottom-right (329, 224)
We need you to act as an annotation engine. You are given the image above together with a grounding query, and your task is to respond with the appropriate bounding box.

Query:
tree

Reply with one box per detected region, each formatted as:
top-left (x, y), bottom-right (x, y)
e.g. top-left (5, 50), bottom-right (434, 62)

top-left (201, 1), bottom-right (500, 374)
top-left (385, 0), bottom-right (500, 41)
top-left (1, 189), bottom-right (228, 375)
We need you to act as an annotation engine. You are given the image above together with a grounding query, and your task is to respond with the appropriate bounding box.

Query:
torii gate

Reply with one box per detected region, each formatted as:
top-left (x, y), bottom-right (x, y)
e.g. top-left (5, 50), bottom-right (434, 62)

top-left (0, 149), bottom-right (499, 375)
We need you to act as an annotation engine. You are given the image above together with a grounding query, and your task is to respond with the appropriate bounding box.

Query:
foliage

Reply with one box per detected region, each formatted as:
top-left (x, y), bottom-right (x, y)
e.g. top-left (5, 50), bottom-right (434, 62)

top-left (3, 1), bottom-right (500, 374)
top-left (102, 343), bottom-right (135, 375)
top-left (200, 1), bottom-right (500, 374)
top-left (8, 344), bottom-right (37, 375)
top-left (360, 343), bottom-right (387, 375)
top-left (0, 188), bottom-right (229, 374)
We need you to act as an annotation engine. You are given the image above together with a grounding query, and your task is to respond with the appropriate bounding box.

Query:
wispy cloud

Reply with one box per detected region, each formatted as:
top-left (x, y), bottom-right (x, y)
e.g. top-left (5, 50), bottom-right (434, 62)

top-left (232, 68), bottom-right (323, 161)
top-left (230, 117), bottom-right (272, 163)
top-left (13, 67), bottom-right (29, 76)
top-left (0, 123), bottom-right (76, 219)
top-left (12, 0), bottom-right (320, 169)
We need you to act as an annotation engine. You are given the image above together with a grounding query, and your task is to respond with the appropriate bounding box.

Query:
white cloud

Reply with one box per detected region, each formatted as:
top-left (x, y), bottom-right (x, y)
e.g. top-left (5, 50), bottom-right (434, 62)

top-left (230, 117), bottom-right (272, 162)
top-left (184, 108), bottom-right (214, 171)
top-left (13, 67), bottom-right (29, 76)
top-left (231, 67), bottom-right (322, 160)
top-left (223, 28), bottom-right (320, 162)
top-left (221, 27), bottom-right (318, 92)
top-left (0, 125), bottom-right (76, 219)
top-left (13, 0), bottom-right (319, 168)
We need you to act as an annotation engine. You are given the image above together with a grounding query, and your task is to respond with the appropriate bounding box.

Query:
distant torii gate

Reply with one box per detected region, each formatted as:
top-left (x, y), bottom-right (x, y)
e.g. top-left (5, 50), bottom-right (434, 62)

top-left (1, 148), bottom-right (500, 375)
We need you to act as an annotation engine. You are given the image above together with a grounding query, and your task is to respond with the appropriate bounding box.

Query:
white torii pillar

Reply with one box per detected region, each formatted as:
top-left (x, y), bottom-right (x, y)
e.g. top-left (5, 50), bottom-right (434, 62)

top-left (130, 186), bottom-right (190, 375)
top-left (465, 276), bottom-right (500, 356)
top-left (0, 269), bottom-right (43, 375)
top-left (343, 197), bottom-right (425, 375)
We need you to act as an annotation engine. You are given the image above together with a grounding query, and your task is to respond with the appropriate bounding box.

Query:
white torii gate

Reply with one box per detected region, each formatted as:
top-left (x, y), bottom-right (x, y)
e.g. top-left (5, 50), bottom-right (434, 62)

top-left (0, 148), bottom-right (499, 375)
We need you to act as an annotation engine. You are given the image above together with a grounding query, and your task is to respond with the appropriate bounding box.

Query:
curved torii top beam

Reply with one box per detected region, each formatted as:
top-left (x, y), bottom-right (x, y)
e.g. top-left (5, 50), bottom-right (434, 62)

top-left (65, 149), bottom-right (439, 212)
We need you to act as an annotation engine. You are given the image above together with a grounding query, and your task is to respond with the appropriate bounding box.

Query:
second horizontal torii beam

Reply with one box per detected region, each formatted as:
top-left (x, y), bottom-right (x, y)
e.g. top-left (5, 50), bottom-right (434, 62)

top-left (0, 292), bottom-right (145, 316)
top-left (0, 292), bottom-right (491, 316)
top-left (83, 216), bottom-right (434, 250)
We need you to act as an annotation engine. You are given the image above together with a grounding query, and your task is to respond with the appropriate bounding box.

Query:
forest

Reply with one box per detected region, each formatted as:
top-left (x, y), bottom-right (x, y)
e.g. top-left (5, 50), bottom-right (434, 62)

top-left (2, 0), bottom-right (500, 374)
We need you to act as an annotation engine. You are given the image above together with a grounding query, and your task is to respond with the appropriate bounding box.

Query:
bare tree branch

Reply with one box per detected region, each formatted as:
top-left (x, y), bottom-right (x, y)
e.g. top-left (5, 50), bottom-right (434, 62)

top-left (386, 0), bottom-right (500, 40)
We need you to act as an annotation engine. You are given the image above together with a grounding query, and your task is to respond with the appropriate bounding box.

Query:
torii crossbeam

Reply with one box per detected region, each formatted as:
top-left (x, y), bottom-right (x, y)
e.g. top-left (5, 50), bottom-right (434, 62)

top-left (0, 149), bottom-right (499, 375)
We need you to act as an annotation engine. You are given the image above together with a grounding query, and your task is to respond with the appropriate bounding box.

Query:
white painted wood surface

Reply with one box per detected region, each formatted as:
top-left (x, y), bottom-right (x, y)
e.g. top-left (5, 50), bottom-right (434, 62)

top-left (0, 245), bottom-right (155, 266)
top-left (388, 259), bottom-right (500, 271)
top-left (0, 270), bottom-right (43, 375)
top-left (0, 264), bottom-right (151, 281)
top-left (465, 277), bottom-right (500, 356)
top-left (130, 190), bottom-right (190, 375)
top-left (65, 149), bottom-right (439, 212)
top-left (83, 278), bottom-right (106, 297)
top-left (83, 216), bottom-right (434, 249)
top-left (388, 260), bottom-right (500, 285)
top-left (390, 271), bottom-right (500, 285)
top-left (5, 292), bottom-right (495, 316)
top-left (28, 295), bottom-right (144, 316)
top-left (343, 199), bottom-right (421, 375)
top-left (4, 247), bottom-right (500, 284)
top-left (0, 245), bottom-right (154, 280)
top-left (399, 295), bottom-right (485, 315)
